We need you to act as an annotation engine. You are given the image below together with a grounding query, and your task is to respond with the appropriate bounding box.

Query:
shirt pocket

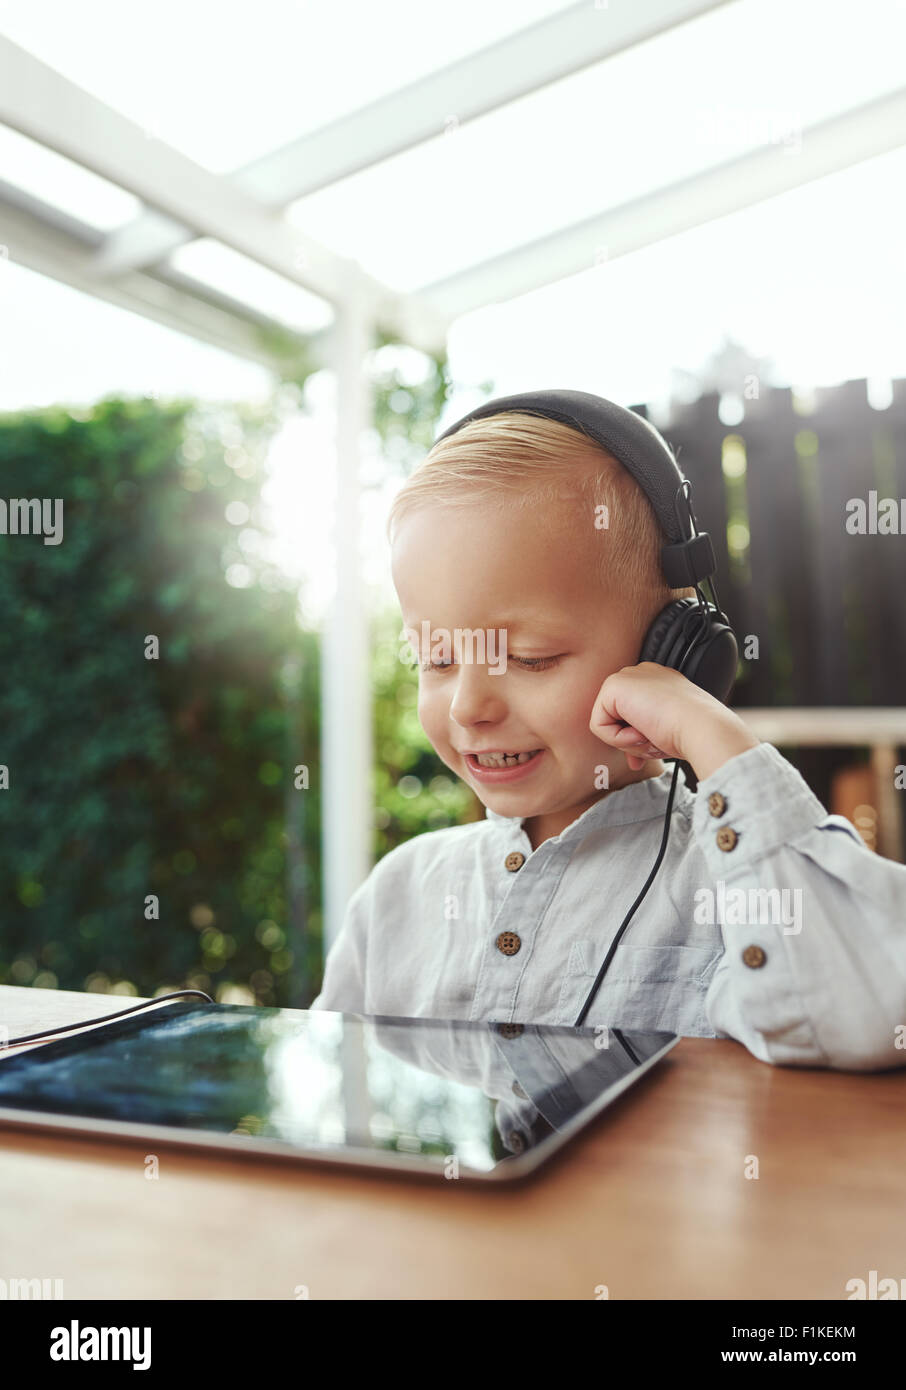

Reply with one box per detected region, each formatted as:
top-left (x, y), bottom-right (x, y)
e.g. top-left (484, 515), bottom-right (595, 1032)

top-left (555, 940), bottom-right (723, 1036)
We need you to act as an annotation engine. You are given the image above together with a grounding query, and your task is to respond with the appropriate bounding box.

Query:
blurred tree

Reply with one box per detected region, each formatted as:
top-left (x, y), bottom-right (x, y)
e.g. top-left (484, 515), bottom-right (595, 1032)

top-left (0, 345), bottom-right (495, 1008)
top-left (0, 395), bottom-right (316, 1007)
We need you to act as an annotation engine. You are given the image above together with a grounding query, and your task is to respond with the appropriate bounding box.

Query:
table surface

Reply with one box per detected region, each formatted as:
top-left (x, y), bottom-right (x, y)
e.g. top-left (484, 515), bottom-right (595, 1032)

top-left (0, 984), bottom-right (903, 1300)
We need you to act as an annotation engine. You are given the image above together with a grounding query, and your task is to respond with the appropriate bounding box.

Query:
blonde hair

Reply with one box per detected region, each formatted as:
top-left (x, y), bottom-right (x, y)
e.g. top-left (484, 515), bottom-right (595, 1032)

top-left (386, 411), bottom-right (696, 634)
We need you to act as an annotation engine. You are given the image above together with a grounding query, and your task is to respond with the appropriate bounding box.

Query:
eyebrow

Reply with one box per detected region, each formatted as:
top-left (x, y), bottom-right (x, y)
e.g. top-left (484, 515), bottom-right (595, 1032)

top-left (490, 615), bottom-right (571, 636)
top-left (403, 615), bottom-right (572, 640)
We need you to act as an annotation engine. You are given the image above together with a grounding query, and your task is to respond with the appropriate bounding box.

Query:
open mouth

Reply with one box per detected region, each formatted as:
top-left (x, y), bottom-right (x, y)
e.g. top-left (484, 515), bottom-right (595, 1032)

top-left (463, 749), bottom-right (546, 782)
top-left (469, 749), bottom-right (543, 768)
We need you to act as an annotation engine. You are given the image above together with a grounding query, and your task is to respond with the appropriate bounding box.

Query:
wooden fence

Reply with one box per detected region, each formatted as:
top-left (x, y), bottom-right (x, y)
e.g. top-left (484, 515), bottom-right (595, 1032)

top-left (635, 378), bottom-right (906, 857)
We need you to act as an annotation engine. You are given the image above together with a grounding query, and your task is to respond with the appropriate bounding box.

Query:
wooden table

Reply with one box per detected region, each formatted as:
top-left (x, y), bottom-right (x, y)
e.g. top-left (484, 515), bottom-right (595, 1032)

top-left (0, 984), bottom-right (903, 1300)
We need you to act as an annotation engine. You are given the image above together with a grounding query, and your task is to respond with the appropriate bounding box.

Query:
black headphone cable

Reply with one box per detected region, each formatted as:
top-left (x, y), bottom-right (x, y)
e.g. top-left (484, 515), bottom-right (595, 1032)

top-left (1, 989), bottom-right (215, 1051)
top-left (573, 759), bottom-right (684, 1027)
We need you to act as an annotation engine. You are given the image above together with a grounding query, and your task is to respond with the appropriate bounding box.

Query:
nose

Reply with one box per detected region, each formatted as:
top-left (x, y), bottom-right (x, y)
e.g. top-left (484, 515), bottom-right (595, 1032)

top-left (448, 662), bottom-right (508, 729)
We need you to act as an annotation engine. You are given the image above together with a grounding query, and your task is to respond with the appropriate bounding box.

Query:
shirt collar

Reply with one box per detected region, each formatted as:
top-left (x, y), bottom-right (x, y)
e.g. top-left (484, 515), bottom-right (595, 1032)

top-left (483, 765), bottom-right (695, 844)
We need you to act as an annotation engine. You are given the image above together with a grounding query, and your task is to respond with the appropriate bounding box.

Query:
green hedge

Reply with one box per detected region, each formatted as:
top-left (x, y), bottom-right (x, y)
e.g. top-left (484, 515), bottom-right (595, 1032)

top-left (0, 395), bottom-right (320, 1006)
top-left (0, 349), bottom-right (488, 1006)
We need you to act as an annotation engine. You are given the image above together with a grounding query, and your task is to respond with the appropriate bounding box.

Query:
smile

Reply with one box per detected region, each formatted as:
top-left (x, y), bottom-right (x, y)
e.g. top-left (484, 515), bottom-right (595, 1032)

top-left (470, 749), bottom-right (541, 767)
top-left (463, 749), bottom-right (545, 782)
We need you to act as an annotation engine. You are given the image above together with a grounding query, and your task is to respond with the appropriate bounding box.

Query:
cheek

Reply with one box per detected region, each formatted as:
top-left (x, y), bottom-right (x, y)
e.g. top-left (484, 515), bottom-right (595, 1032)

top-left (417, 684), bottom-right (447, 742)
top-left (545, 675), bottom-right (609, 748)
top-left (540, 670), bottom-right (594, 723)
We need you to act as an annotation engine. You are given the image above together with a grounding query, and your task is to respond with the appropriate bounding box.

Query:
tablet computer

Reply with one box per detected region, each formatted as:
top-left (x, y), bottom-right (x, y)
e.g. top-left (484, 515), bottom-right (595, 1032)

top-left (0, 1000), bottom-right (678, 1183)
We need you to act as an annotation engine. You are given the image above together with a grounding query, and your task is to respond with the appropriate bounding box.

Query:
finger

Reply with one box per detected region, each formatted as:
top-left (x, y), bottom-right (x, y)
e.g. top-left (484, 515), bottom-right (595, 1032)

top-left (615, 731), bottom-right (668, 758)
top-left (612, 726), bottom-right (648, 744)
top-left (626, 745), bottom-right (666, 770)
top-left (590, 719), bottom-right (635, 745)
top-left (590, 713), bottom-right (629, 735)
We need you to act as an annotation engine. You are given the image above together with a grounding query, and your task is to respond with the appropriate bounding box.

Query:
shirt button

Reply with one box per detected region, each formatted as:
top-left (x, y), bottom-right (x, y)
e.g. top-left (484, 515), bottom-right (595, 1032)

top-left (742, 945), bottom-right (767, 968)
top-left (496, 931), bottom-right (522, 956)
top-left (507, 1130), bottom-right (526, 1154)
top-left (512, 1080), bottom-right (528, 1099)
top-left (496, 1022), bottom-right (524, 1039)
top-left (505, 851), bottom-right (525, 872)
top-left (708, 792), bottom-right (727, 817)
top-left (716, 826), bottom-right (738, 851)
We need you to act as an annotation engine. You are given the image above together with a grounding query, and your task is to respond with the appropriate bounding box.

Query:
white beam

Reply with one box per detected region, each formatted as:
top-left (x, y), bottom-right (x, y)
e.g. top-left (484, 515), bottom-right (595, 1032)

top-left (321, 300), bottom-right (375, 953)
top-left (0, 192), bottom-right (322, 374)
top-left (419, 86), bottom-right (906, 318)
top-left (68, 0), bottom-right (731, 281)
top-left (220, 0), bottom-right (735, 203)
top-left (0, 35), bottom-right (449, 354)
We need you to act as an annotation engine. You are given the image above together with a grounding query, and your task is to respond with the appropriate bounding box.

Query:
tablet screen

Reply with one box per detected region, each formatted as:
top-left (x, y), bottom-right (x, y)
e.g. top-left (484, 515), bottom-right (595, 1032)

top-left (0, 1001), bottom-right (677, 1181)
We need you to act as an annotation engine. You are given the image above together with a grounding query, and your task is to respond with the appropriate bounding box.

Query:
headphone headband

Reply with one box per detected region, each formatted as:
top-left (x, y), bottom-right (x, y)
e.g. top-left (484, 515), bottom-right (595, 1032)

top-left (434, 388), bottom-right (716, 589)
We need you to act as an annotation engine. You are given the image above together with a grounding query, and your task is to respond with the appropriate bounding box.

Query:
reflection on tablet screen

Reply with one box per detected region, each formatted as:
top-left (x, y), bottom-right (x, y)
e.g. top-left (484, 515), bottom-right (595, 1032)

top-left (0, 1002), bottom-right (677, 1180)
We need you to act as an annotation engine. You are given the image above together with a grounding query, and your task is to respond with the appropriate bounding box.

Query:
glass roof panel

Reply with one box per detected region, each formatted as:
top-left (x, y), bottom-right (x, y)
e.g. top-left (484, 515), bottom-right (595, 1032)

top-left (0, 0), bottom-right (903, 337)
top-left (0, 0), bottom-right (578, 172)
top-left (168, 239), bottom-right (333, 334)
top-left (284, 0), bottom-right (906, 294)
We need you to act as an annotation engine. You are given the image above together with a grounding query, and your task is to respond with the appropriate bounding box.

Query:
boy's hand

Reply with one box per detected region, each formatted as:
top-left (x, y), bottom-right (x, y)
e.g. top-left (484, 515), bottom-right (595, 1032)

top-left (589, 662), bottom-right (760, 780)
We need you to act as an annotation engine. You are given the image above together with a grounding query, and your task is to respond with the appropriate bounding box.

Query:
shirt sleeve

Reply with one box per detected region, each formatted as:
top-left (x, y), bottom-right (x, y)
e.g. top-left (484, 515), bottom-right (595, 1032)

top-left (693, 740), bottom-right (906, 1071)
top-left (309, 874), bottom-right (371, 1014)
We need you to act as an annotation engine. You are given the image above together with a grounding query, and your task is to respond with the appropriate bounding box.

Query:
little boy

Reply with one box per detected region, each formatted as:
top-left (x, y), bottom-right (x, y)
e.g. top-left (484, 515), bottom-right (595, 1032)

top-left (311, 400), bottom-right (906, 1070)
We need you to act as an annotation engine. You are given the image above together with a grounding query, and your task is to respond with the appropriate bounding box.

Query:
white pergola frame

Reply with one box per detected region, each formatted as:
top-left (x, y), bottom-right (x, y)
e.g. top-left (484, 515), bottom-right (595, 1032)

top-left (1, 0), bottom-right (904, 958)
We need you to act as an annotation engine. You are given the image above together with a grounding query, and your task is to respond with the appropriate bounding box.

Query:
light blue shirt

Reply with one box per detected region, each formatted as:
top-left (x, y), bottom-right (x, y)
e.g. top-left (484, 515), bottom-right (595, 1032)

top-left (311, 741), bottom-right (906, 1070)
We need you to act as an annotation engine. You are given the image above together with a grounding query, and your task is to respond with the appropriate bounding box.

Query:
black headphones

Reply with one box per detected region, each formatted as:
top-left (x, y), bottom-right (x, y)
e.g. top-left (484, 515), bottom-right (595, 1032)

top-left (435, 388), bottom-right (740, 1027)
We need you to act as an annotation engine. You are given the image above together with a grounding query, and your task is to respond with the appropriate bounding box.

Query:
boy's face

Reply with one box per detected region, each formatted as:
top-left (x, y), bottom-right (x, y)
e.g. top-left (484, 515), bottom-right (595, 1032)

top-left (391, 495), bottom-right (663, 848)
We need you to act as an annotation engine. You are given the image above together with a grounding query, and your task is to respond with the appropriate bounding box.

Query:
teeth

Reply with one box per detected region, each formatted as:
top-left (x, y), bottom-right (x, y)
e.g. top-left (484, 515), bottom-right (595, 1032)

top-left (475, 750), bottom-right (538, 768)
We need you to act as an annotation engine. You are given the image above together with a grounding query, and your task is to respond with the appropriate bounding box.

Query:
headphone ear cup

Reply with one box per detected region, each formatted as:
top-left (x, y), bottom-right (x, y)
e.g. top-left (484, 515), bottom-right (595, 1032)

top-left (640, 598), bottom-right (739, 703)
top-left (639, 600), bottom-right (691, 668)
top-left (681, 622), bottom-right (739, 703)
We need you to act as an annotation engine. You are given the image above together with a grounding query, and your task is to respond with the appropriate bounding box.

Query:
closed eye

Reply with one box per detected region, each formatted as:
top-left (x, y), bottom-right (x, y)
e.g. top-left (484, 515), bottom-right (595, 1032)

top-left (420, 655), bottom-right (563, 672)
top-left (512, 655), bottom-right (561, 670)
